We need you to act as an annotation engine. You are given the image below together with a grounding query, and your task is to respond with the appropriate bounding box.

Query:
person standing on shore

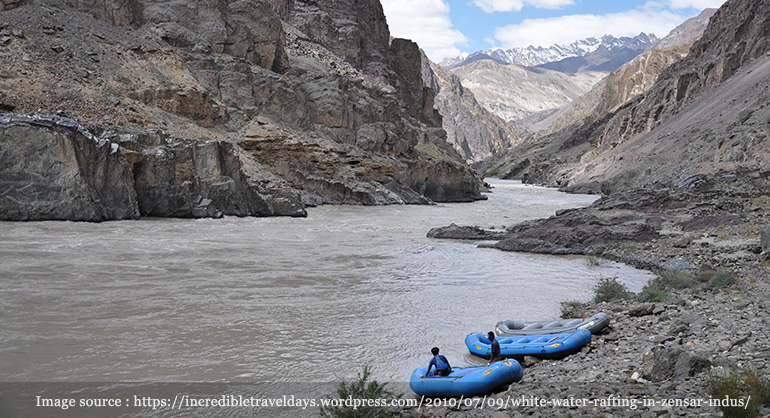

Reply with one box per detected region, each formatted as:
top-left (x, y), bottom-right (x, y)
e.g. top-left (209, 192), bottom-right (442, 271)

top-left (488, 331), bottom-right (501, 365)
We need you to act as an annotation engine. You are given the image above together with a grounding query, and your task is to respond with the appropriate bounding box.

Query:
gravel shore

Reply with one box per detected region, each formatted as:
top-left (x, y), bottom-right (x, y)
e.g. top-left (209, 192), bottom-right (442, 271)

top-left (402, 171), bottom-right (770, 417)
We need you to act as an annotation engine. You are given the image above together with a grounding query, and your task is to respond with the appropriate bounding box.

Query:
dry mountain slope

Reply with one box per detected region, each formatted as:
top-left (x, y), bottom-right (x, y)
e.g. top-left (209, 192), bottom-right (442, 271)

top-left (0, 0), bottom-right (485, 221)
top-left (536, 8), bottom-right (717, 138)
top-left (451, 60), bottom-right (608, 134)
top-left (484, 0), bottom-right (769, 193)
top-left (563, 0), bottom-right (770, 192)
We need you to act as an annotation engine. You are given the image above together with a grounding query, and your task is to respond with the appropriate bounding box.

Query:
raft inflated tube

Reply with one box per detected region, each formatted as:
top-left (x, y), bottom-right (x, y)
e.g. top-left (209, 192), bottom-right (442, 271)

top-left (465, 329), bottom-right (591, 360)
top-left (409, 358), bottom-right (524, 397)
top-left (495, 312), bottom-right (609, 336)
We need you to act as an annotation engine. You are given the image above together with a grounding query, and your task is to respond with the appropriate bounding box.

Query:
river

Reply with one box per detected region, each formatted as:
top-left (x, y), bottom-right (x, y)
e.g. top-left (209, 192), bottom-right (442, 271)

top-left (0, 179), bottom-right (652, 388)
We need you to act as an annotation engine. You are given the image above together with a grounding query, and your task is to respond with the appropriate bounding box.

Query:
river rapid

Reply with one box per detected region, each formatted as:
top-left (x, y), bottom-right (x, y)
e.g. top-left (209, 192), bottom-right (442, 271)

top-left (0, 179), bottom-right (653, 385)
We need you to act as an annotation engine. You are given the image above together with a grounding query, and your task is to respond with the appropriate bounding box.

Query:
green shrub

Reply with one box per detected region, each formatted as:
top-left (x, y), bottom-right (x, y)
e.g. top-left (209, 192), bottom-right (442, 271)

top-left (593, 276), bottom-right (631, 303)
top-left (637, 281), bottom-right (670, 303)
top-left (638, 270), bottom-right (739, 301)
top-left (697, 270), bottom-right (717, 283)
top-left (708, 366), bottom-right (770, 418)
top-left (706, 271), bottom-right (739, 289)
top-left (320, 365), bottom-right (401, 418)
top-left (675, 236), bottom-right (695, 247)
top-left (656, 271), bottom-right (699, 290)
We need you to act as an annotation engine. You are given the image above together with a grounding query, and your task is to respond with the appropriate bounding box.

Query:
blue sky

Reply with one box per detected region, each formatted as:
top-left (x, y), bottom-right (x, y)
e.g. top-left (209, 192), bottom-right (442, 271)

top-left (380, 0), bottom-right (728, 62)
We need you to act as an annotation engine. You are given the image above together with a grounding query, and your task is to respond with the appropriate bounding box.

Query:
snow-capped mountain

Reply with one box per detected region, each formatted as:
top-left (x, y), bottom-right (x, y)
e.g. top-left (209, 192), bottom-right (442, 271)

top-left (439, 33), bottom-right (659, 69)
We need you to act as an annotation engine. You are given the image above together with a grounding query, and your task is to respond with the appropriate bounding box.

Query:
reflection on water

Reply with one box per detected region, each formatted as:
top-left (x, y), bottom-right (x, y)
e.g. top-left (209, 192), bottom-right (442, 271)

top-left (0, 180), bottom-right (653, 383)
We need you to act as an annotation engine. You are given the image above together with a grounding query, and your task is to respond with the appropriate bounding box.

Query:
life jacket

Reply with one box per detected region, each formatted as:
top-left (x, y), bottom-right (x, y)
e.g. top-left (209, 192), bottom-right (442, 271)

top-left (434, 355), bottom-right (449, 371)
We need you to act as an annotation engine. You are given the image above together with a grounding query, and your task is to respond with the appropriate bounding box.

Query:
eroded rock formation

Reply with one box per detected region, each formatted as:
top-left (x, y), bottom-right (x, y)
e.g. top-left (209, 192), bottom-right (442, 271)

top-left (0, 114), bottom-right (307, 221)
top-left (0, 115), bottom-right (138, 221)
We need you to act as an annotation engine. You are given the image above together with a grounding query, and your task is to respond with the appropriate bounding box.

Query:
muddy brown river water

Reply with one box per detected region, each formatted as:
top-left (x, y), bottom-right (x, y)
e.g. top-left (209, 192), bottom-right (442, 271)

top-left (0, 180), bottom-right (653, 386)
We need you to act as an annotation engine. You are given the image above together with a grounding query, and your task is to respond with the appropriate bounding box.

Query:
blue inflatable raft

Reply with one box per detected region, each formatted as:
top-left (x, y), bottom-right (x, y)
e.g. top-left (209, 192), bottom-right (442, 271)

top-left (409, 359), bottom-right (524, 397)
top-left (466, 329), bottom-right (591, 360)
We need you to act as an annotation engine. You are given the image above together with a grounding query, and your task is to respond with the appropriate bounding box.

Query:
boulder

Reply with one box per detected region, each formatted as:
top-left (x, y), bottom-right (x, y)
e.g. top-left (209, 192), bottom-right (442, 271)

top-left (642, 346), bottom-right (712, 382)
top-left (0, 0), bottom-right (23, 11)
top-left (426, 223), bottom-right (505, 240)
top-left (628, 303), bottom-right (656, 317)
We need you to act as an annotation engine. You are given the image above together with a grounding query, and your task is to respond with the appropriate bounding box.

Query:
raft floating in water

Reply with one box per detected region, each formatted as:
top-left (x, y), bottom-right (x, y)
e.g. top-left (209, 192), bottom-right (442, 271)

top-left (409, 358), bottom-right (523, 397)
top-left (466, 329), bottom-right (591, 360)
top-left (495, 312), bottom-right (609, 336)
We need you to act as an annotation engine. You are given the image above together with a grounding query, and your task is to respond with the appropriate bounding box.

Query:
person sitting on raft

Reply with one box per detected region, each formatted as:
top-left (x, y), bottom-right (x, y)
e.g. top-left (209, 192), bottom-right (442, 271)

top-left (426, 346), bottom-right (451, 376)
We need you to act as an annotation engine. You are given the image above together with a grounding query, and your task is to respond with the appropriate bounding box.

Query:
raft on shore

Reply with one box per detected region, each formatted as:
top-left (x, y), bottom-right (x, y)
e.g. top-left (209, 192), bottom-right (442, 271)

top-left (409, 359), bottom-right (524, 397)
top-left (495, 313), bottom-right (609, 336)
top-left (466, 329), bottom-right (591, 360)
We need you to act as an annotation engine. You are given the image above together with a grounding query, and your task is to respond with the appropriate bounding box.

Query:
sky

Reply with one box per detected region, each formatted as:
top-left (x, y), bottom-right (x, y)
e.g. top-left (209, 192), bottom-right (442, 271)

top-left (380, 0), bottom-right (728, 62)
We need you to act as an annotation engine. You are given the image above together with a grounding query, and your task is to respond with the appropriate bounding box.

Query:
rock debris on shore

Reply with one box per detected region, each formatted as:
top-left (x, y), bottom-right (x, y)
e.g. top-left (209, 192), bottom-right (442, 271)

top-left (407, 170), bottom-right (770, 417)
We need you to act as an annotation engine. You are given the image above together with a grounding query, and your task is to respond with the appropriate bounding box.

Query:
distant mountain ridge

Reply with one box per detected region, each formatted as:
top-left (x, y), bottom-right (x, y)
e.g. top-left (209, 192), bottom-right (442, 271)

top-left (439, 33), bottom-right (659, 70)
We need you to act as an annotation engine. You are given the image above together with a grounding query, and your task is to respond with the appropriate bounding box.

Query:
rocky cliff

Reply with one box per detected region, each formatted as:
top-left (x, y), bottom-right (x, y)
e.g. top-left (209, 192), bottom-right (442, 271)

top-left (0, 114), bottom-right (139, 221)
top-left (0, 114), bottom-right (307, 221)
top-left (0, 0), bottom-right (484, 221)
top-left (421, 53), bottom-right (521, 163)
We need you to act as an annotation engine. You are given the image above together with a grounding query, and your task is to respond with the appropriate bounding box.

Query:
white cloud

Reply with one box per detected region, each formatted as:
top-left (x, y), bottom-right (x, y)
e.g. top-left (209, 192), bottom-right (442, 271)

top-left (474, 0), bottom-right (575, 13)
top-left (494, 9), bottom-right (687, 48)
top-left (667, 0), bottom-right (727, 9)
top-left (380, 0), bottom-right (468, 62)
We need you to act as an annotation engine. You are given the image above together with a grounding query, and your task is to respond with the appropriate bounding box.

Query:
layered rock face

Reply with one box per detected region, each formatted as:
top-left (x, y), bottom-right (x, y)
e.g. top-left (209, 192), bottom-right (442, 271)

top-left (0, 0), bottom-right (483, 221)
top-left (113, 126), bottom-right (307, 218)
top-left (144, 0), bottom-right (288, 72)
top-left (0, 114), bottom-right (306, 221)
top-left (0, 115), bottom-right (138, 221)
